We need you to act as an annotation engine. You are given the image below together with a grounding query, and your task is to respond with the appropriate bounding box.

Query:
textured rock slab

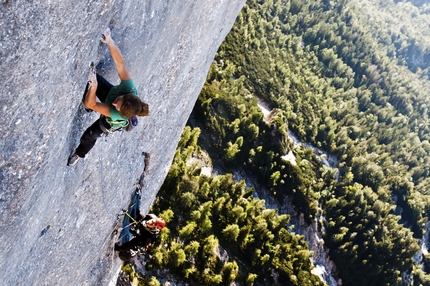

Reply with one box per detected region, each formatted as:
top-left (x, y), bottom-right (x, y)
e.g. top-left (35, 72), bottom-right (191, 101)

top-left (0, 0), bottom-right (245, 285)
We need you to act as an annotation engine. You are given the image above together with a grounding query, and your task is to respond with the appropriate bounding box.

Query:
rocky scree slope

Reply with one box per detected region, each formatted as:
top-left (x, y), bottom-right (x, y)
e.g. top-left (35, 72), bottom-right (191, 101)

top-left (0, 0), bottom-right (245, 285)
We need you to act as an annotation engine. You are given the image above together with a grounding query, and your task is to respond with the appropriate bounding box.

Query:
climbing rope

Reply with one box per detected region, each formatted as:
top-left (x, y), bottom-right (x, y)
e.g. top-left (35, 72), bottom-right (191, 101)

top-left (74, 137), bottom-right (122, 285)
top-left (76, 216), bottom-right (117, 284)
top-left (98, 136), bottom-right (144, 238)
top-left (76, 35), bottom-right (140, 282)
top-left (116, 186), bottom-right (143, 244)
top-left (99, 135), bottom-right (122, 223)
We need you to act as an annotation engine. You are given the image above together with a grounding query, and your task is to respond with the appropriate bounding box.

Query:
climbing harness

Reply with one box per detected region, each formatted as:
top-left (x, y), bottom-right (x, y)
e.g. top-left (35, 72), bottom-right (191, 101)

top-left (99, 115), bottom-right (129, 134)
top-left (123, 210), bottom-right (139, 225)
top-left (116, 186), bottom-right (143, 239)
top-left (114, 203), bottom-right (141, 236)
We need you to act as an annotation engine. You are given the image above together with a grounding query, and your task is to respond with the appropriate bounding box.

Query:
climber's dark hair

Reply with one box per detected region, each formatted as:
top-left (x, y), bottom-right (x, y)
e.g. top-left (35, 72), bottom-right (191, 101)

top-left (120, 93), bottom-right (149, 118)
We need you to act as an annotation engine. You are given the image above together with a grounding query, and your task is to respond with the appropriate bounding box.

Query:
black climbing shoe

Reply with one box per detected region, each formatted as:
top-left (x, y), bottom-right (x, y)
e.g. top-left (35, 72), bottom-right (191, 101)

top-left (67, 152), bottom-right (81, 167)
top-left (81, 82), bottom-right (92, 112)
top-left (82, 62), bottom-right (96, 112)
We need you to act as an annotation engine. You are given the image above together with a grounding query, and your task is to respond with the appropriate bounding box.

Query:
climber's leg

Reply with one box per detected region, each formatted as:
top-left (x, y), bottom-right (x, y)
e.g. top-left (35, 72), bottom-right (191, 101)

top-left (70, 118), bottom-right (109, 162)
top-left (95, 74), bottom-right (113, 103)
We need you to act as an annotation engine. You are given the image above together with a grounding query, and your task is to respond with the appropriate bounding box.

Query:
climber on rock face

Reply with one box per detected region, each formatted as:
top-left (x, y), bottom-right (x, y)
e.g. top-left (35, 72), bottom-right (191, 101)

top-left (67, 27), bottom-right (149, 167)
top-left (115, 213), bottom-right (166, 255)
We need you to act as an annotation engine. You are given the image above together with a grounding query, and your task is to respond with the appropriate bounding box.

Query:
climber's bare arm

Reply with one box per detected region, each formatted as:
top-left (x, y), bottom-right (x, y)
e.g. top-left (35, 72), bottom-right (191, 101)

top-left (84, 73), bottom-right (111, 117)
top-left (101, 28), bottom-right (132, 81)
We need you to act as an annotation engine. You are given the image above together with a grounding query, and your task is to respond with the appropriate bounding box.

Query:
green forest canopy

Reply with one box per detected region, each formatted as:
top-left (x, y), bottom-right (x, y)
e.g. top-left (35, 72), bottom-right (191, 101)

top-left (126, 1), bottom-right (430, 285)
top-left (145, 126), bottom-right (324, 285)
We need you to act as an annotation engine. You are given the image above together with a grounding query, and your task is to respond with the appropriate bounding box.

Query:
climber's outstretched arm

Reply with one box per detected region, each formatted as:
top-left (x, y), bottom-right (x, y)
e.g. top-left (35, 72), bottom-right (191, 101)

top-left (101, 28), bottom-right (132, 81)
top-left (84, 72), bottom-right (111, 116)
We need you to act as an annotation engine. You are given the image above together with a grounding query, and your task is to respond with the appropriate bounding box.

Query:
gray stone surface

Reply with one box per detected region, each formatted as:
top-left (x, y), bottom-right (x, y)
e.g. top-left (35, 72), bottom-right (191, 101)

top-left (0, 0), bottom-right (245, 284)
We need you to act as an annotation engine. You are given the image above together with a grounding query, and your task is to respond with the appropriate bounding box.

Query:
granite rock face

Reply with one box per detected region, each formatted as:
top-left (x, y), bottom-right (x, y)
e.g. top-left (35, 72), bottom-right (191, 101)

top-left (0, 0), bottom-right (245, 284)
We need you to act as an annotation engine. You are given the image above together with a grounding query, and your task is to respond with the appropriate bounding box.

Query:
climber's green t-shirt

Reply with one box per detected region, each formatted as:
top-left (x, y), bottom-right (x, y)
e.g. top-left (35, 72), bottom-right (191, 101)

top-left (104, 79), bottom-right (138, 129)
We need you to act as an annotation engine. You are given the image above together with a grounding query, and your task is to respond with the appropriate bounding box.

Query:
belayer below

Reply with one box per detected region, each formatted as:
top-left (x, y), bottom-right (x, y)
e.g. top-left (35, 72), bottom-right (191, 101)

top-left (67, 27), bottom-right (149, 167)
top-left (115, 213), bottom-right (166, 259)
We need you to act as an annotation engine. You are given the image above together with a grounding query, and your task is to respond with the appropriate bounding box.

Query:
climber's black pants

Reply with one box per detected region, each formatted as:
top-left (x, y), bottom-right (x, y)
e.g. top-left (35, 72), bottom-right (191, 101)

top-left (75, 118), bottom-right (111, 158)
top-left (75, 74), bottom-right (113, 158)
top-left (116, 236), bottom-right (152, 251)
top-left (95, 73), bottom-right (113, 103)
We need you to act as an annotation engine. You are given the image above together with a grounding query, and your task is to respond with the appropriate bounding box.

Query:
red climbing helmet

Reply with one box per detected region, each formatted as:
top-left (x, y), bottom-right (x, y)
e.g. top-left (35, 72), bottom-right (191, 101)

top-left (156, 218), bottom-right (166, 230)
